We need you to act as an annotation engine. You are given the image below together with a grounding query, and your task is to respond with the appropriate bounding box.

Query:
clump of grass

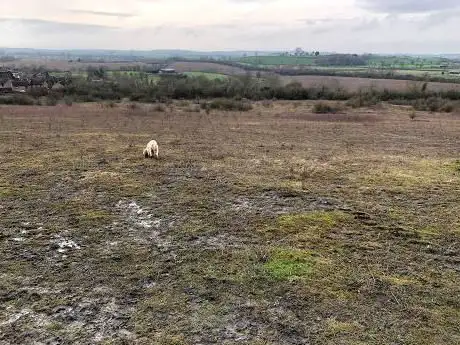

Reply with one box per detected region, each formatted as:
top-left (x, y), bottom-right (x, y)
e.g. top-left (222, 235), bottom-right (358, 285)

top-left (45, 96), bottom-right (58, 106)
top-left (99, 101), bottom-right (117, 108)
top-left (202, 99), bottom-right (253, 112)
top-left (312, 102), bottom-right (341, 114)
top-left (440, 102), bottom-right (455, 113)
top-left (409, 110), bottom-right (417, 120)
top-left (264, 249), bottom-right (316, 281)
top-left (325, 319), bottom-right (363, 336)
top-left (413, 97), bottom-right (456, 113)
top-left (271, 211), bottom-right (351, 240)
top-left (152, 104), bottom-right (166, 112)
top-left (184, 105), bottom-right (201, 113)
top-left (176, 100), bottom-right (190, 107)
top-left (64, 96), bottom-right (73, 106)
top-left (261, 100), bottom-right (273, 108)
top-left (127, 103), bottom-right (140, 111)
top-left (0, 94), bottom-right (35, 106)
top-left (277, 211), bottom-right (343, 230)
top-left (76, 210), bottom-right (113, 226)
top-left (346, 91), bottom-right (380, 108)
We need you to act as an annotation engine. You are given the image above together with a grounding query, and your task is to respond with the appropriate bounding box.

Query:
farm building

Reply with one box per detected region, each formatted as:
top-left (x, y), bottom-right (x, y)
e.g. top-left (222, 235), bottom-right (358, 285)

top-left (0, 71), bottom-right (14, 92)
top-left (159, 68), bottom-right (177, 74)
top-left (29, 72), bottom-right (56, 89)
top-left (12, 79), bottom-right (30, 93)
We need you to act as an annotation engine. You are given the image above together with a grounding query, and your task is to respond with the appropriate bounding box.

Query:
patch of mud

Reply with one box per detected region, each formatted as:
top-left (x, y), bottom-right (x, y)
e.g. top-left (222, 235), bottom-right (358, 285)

top-left (190, 233), bottom-right (246, 250)
top-left (113, 200), bottom-right (179, 248)
top-left (116, 200), bottom-right (161, 230)
top-left (0, 297), bottom-right (136, 345)
top-left (51, 235), bottom-right (81, 253)
top-left (229, 190), bottom-right (340, 216)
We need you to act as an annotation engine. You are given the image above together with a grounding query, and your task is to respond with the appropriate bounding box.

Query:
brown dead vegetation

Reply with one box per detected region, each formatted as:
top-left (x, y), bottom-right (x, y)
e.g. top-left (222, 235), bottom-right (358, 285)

top-left (0, 101), bottom-right (459, 344)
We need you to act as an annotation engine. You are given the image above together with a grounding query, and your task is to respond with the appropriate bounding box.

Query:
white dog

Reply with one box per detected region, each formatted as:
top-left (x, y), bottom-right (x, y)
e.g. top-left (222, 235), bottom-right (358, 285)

top-left (143, 140), bottom-right (159, 159)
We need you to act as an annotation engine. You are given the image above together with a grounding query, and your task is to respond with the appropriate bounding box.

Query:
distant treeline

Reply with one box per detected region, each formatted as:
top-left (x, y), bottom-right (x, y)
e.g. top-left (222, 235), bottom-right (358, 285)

top-left (1, 74), bottom-right (460, 113)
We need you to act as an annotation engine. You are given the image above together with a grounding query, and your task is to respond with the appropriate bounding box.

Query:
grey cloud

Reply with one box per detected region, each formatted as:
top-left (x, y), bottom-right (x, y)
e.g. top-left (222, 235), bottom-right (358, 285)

top-left (358, 0), bottom-right (460, 13)
top-left (421, 9), bottom-right (460, 27)
top-left (1, 12), bottom-right (459, 54)
top-left (69, 10), bottom-right (136, 18)
top-left (350, 18), bottom-right (381, 32)
top-left (227, 0), bottom-right (277, 2)
top-left (0, 18), bottom-right (119, 34)
top-left (303, 18), bottom-right (334, 26)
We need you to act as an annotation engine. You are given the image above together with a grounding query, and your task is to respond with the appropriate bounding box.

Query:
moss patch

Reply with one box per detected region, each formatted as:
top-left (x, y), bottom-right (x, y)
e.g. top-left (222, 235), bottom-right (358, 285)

top-left (274, 211), bottom-right (350, 236)
top-left (77, 210), bottom-right (113, 226)
top-left (450, 159), bottom-right (460, 173)
top-left (381, 274), bottom-right (418, 286)
top-left (264, 249), bottom-right (317, 281)
top-left (325, 319), bottom-right (363, 336)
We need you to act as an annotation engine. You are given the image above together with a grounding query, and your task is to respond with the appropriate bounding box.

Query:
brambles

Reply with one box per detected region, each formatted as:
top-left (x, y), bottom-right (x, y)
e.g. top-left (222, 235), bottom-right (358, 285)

top-left (201, 98), bottom-right (253, 112)
top-left (312, 102), bottom-right (341, 113)
top-left (412, 97), bottom-right (457, 113)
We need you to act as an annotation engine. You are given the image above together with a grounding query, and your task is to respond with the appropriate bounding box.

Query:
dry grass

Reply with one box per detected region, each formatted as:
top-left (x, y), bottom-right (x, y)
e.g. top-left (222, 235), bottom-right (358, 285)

top-left (0, 101), bottom-right (459, 344)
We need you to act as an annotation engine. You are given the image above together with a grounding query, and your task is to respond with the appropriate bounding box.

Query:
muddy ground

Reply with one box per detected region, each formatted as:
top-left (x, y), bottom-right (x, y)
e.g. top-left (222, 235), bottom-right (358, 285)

top-left (0, 101), bottom-right (459, 344)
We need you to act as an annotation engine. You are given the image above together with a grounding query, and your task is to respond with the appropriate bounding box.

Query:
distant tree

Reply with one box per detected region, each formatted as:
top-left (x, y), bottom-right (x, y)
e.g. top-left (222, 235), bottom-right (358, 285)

top-left (315, 51), bottom-right (320, 56)
top-left (87, 66), bottom-right (106, 80)
top-left (294, 47), bottom-right (304, 56)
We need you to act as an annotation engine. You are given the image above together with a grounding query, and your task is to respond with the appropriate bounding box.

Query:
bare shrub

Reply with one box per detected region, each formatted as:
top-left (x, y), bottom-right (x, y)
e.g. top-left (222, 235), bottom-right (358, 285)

top-left (177, 100), bottom-right (190, 107)
top-left (153, 104), bottom-right (166, 112)
top-left (312, 102), bottom-right (342, 114)
top-left (204, 99), bottom-right (253, 112)
top-left (261, 100), bottom-right (274, 108)
top-left (64, 96), bottom-right (73, 106)
top-left (184, 105), bottom-right (201, 113)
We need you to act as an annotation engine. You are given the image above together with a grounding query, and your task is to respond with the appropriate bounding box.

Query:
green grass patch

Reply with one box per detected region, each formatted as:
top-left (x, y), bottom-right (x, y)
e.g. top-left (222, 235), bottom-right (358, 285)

top-left (240, 55), bottom-right (316, 66)
top-left (417, 226), bottom-right (443, 239)
top-left (264, 249), bottom-right (317, 281)
top-left (77, 209), bottom-right (113, 226)
top-left (0, 186), bottom-right (15, 197)
top-left (325, 319), bottom-right (363, 336)
top-left (450, 160), bottom-right (460, 173)
top-left (276, 211), bottom-right (350, 234)
top-left (183, 71), bottom-right (228, 80)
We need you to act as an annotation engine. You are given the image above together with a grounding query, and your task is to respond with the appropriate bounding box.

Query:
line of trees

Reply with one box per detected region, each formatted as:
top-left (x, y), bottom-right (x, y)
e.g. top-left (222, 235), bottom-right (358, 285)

top-left (2, 74), bottom-right (460, 114)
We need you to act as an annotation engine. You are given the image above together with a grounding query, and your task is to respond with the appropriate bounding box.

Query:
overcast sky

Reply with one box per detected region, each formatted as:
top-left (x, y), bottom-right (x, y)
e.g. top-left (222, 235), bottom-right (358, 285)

top-left (1, 0), bottom-right (460, 53)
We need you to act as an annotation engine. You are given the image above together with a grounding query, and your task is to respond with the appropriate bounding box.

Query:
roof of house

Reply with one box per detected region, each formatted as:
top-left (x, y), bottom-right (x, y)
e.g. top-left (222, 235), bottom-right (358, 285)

top-left (30, 78), bottom-right (48, 86)
top-left (13, 80), bottom-right (30, 87)
top-left (0, 71), bottom-right (14, 83)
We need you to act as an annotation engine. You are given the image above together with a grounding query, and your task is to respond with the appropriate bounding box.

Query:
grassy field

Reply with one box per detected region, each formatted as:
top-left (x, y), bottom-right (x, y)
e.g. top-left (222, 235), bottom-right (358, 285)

top-left (282, 75), bottom-right (460, 92)
top-left (239, 55), bottom-right (451, 69)
top-left (238, 55), bottom-right (460, 81)
top-left (286, 66), bottom-right (460, 80)
top-left (170, 61), bottom-right (249, 76)
top-left (156, 61), bottom-right (460, 89)
top-left (1, 58), bottom-right (152, 71)
top-left (240, 56), bottom-right (316, 66)
top-left (182, 72), bottom-right (228, 80)
top-left (50, 70), bottom-right (226, 82)
top-left (0, 101), bottom-right (459, 344)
